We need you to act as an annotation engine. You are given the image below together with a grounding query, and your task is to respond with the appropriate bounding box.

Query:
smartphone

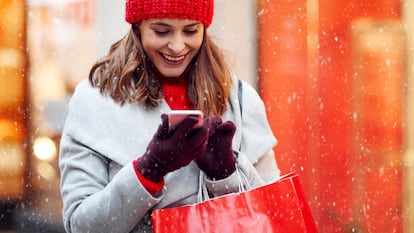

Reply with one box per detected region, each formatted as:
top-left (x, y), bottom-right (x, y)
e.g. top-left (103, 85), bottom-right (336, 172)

top-left (168, 110), bottom-right (203, 130)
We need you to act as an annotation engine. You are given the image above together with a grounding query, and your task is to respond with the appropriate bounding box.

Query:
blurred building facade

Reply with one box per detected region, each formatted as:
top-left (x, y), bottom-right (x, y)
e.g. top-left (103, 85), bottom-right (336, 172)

top-left (0, 0), bottom-right (414, 232)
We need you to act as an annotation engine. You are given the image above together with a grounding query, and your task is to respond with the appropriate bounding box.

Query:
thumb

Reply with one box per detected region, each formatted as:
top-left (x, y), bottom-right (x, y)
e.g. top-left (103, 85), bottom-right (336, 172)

top-left (157, 114), bottom-right (170, 138)
top-left (217, 121), bottom-right (236, 136)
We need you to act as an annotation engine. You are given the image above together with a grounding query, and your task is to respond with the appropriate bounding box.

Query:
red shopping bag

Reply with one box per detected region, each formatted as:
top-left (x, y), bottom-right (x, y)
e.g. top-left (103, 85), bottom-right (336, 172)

top-left (151, 172), bottom-right (318, 233)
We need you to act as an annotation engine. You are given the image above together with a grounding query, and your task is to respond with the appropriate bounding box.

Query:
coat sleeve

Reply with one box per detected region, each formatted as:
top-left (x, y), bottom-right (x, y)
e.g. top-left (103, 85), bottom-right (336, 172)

top-left (60, 134), bottom-right (160, 233)
top-left (59, 82), bottom-right (161, 233)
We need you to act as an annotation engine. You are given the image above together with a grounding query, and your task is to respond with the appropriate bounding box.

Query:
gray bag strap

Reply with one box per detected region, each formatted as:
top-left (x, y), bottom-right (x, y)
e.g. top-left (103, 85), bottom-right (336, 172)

top-left (235, 79), bottom-right (243, 155)
top-left (238, 79), bottom-right (243, 118)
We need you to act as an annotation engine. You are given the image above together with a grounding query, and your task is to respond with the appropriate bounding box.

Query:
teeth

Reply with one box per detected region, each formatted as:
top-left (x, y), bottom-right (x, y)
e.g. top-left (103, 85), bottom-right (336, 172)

top-left (163, 54), bottom-right (185, 62)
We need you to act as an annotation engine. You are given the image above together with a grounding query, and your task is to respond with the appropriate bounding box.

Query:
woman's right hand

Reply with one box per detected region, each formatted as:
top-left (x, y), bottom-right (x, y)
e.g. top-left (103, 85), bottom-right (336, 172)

top-left (136, 114), bottom-right (209, 182)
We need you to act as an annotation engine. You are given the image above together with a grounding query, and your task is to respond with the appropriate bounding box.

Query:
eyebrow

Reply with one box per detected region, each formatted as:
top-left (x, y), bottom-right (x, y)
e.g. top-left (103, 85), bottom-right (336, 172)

top-left (150, 22), bottom-right (201, 28)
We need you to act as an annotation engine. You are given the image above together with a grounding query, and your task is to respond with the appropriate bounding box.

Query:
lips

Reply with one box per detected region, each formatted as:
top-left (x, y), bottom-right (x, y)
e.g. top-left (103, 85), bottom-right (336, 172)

top-left (161, 53), bottom-right (186, 65)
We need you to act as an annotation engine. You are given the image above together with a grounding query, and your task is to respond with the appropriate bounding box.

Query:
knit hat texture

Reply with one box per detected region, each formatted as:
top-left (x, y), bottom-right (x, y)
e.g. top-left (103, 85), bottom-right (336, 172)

top-left (125, 0), bottom-right (214, 27)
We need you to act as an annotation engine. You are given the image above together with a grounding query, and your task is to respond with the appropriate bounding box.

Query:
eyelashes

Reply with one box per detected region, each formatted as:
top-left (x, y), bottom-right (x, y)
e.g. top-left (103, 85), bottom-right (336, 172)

top-left (153, 29), bottom-right (199, 36)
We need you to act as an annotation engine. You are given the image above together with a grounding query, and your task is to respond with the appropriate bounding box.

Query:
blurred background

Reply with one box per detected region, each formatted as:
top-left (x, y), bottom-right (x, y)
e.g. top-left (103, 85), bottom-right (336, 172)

top-left (1, 0), bottom-right (414, 232)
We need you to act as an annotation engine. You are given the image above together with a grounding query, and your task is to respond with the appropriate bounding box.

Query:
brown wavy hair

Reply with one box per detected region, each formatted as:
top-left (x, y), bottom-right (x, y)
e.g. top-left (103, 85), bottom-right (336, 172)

top-left (89, 24), bottom-right (232, 116)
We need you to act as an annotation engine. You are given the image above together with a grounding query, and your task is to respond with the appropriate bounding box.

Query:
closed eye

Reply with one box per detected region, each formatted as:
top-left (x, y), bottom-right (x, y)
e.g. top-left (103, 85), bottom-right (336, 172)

top-left (154, 30), bottom-right (169, 36)
top-left (184, 29), bottom-right (199, 35)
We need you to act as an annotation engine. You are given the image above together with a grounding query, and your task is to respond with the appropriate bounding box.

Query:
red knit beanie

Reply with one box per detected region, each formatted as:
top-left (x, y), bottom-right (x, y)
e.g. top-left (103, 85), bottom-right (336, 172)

top-left (125, 0), bottom-right (214, 27)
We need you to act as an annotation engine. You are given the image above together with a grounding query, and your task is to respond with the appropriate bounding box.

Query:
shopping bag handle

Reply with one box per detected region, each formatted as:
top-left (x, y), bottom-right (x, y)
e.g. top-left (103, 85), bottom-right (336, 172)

top-left (197, 165), bottom-right (251, 202)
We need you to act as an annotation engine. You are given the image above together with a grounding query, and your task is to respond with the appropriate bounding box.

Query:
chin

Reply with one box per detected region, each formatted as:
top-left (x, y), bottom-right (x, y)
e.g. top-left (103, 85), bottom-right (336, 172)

top-left (159, 69), bottom-right (186, 78)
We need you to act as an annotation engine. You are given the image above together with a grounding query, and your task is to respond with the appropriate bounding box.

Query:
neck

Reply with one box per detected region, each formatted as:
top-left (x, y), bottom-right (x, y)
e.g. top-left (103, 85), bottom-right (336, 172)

top-left (153, 65), bottom-right (191, 84)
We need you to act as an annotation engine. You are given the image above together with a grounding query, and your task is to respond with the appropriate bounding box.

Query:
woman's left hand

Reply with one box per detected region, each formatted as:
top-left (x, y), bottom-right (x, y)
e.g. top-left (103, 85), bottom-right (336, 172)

top-left (195, 116), bottom-right (236, 180)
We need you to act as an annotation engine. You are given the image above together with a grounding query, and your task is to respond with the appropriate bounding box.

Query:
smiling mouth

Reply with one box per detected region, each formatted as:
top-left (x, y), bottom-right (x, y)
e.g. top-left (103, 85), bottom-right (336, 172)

top-left (162, 53), bottom-right (186, 63)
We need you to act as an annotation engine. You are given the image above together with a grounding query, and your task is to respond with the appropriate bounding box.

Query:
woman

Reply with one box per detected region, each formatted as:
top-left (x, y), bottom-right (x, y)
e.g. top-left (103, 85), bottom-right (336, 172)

top-left (59, 0), bottom-right (280, 232)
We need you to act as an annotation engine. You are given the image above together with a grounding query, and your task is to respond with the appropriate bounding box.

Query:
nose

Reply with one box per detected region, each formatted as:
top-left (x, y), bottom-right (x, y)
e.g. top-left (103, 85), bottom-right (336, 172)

top-left (167, 34), bottom-right (185, 53)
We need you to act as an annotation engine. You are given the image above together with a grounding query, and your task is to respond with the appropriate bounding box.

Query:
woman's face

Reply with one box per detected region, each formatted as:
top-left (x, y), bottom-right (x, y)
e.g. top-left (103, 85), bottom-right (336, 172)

top-left (139, 18), bottom-right (205, 78)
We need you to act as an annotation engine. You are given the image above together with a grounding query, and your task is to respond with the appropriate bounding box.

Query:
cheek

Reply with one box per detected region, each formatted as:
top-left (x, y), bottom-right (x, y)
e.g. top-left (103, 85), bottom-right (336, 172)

top-left (141, 39), bottom-right (156, 54)
top-left (194, 34), bottom-right (204, 47)
top-left (141, 34), bottom-right (164, 54)
top-left (189, 37), bottom-right (203, 52)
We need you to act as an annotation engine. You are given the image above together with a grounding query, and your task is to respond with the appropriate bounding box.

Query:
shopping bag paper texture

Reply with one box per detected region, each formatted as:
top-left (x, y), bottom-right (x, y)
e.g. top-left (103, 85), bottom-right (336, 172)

top-left (151, 172), bottom-right (318, 233)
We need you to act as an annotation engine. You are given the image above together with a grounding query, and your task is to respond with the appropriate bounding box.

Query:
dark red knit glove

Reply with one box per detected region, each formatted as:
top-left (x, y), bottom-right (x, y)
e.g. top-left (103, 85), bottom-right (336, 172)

top-left (136, 114), bottom-right (209, 182)
top-left (195, 116), bottom-right (237, 180)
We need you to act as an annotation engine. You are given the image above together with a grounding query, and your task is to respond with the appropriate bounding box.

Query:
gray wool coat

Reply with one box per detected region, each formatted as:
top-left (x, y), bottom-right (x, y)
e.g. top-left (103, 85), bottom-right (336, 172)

top-left (59, 77), bottom-right (279, 233)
